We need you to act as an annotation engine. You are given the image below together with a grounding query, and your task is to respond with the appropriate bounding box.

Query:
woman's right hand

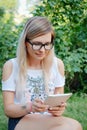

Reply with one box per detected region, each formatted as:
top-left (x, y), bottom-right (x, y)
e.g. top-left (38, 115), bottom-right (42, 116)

top-left (32, 99), bottom-right (49, 113)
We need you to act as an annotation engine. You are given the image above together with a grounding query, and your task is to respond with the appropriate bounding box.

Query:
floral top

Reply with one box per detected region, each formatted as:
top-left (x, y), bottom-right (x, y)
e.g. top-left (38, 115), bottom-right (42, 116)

top-left (2, 58), bottom-right (65, 104)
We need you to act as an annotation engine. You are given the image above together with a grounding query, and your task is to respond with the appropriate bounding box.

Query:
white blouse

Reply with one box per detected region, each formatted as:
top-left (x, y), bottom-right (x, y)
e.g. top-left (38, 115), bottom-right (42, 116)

top-left (2, 58), bottom-right (65, 104)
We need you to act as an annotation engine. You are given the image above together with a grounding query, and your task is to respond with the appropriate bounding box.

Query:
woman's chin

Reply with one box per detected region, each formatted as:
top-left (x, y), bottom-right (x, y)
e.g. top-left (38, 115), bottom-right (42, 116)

top-left (35, 56), bottom-right (45, 60)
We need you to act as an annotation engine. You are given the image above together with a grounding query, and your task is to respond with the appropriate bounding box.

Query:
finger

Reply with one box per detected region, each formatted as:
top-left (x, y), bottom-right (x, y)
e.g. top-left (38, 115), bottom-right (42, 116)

top-left (48, 106), bottom-right (61, 111)
top-left (52, 112), bottom-right (63, 116)
top-left (35, 98), bottom-right (44, 104)
top-left (49, 110), bottom-right (64, 116)
top-left (48, 106), bottom-right (65, 112)
top-left (34, 107), bottom-right (46, 112)
top-left (60, 102), bottom-right (67, 107)
top-left (33, 101), bottom-right (48, 111)
top-left (33, 104), bottom-right (47, 112)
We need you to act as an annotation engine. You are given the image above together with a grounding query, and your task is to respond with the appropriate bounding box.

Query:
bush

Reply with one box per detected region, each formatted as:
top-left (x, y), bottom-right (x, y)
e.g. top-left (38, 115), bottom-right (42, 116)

top-left (33, 0), bottom-right (87, 93)
top-left (0, 9), bottom-right (23, 90)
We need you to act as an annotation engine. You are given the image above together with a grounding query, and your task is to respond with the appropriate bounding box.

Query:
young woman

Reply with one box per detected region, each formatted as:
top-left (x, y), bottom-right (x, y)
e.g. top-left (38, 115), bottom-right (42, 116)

top-left (2, 16), bottom-right (82, 130)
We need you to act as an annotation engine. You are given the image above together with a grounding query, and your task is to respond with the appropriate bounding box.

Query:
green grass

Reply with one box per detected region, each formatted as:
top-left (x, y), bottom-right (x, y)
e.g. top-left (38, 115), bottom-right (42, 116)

top-left (64, 93), bottom-right (87, 130)
top-left (0, 92), bottom-right (8, 130)
top-left (0, 92), bottom-right (87, 130)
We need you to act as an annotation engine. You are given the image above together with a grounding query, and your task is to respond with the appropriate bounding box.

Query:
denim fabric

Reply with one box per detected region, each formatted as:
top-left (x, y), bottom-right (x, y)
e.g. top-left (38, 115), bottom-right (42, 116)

top-left (8, 117), bottom-right (23, 130)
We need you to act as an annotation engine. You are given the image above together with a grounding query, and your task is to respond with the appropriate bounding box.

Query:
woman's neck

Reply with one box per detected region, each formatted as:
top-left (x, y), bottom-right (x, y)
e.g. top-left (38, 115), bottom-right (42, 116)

top-left (27, 57), bottom-right (42, 69)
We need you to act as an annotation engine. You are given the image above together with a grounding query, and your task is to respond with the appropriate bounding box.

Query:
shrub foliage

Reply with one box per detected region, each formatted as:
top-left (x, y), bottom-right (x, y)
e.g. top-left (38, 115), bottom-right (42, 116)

top-left (0, 9), bottom-right (23, 90)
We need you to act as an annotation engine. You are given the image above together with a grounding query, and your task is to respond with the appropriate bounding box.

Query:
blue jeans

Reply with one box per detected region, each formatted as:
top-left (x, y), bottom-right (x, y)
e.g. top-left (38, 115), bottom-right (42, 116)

top-left (8, 117), bottom-right (23, 130)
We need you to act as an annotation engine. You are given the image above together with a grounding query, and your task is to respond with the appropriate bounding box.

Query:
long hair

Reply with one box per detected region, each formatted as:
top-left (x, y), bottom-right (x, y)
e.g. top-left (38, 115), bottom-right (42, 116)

top-left (16, 16), bottom-right (55, 101)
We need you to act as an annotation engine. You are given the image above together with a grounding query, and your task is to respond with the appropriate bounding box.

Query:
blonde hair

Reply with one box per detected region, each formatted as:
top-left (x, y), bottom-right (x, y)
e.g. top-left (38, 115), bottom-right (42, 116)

top-left (16, 16), bottom-right (55, 100)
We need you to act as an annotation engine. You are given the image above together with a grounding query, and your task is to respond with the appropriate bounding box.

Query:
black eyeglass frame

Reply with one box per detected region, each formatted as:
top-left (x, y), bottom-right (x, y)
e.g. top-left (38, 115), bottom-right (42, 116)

top-left (26, 38), bottom-right (54, 50)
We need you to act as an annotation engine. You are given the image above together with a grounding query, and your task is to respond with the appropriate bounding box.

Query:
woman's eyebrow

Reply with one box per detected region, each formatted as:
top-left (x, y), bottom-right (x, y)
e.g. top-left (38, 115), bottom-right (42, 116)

top-left (31, 41), bottom-right (51, 43)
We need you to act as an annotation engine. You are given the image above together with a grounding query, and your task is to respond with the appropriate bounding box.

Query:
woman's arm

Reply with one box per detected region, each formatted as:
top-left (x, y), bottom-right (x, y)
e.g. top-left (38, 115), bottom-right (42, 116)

top-left (2, 91), bottom-right (31, 118)
top-left (2, 61), bottom-right (31, 118)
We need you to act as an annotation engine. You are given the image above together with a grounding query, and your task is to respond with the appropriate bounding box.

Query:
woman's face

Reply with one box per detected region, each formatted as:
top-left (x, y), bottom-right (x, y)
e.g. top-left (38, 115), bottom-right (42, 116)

top-left (26, 32), bottom-right (53, 61)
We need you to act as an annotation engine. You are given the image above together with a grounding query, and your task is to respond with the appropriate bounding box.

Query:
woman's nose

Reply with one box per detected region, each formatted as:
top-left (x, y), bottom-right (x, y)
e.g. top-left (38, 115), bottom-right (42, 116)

top-left (39, 46), bottom-right (45, 51)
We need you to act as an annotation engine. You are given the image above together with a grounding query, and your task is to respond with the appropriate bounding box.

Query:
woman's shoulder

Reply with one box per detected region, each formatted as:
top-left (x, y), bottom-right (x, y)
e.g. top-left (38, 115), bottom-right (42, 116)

top-left (54, 57), bottom-right (65, 76)
top-left (3, 58), bottom-right (17, 68)
top-left (2, 58), bottom-right (17, 81)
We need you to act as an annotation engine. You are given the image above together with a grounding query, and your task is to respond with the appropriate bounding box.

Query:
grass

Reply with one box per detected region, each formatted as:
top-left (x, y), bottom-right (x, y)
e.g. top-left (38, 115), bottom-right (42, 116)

top-left (0, 92), bottom-right (87, 130)
top-left (64, 93), bottom-right (87, 130)
top-left (0, 92), bottom-right (8, 130)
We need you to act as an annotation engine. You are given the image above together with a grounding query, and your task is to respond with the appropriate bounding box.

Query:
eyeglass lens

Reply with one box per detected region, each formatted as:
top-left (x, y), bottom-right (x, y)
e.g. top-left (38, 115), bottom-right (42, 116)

top-left (32, 43), bottom-right (53, 50)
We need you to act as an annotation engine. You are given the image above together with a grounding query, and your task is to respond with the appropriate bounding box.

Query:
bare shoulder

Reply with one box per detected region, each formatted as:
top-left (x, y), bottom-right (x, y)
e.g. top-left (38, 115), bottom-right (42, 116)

top-left (56, 58), bottom-right (65, 76)
top-left (2, 59), bottom-right (13, 81)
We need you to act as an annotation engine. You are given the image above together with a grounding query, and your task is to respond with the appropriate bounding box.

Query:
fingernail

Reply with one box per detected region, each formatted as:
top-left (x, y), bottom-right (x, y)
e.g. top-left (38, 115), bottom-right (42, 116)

top-left (49, 107), bottom-right (52, 110)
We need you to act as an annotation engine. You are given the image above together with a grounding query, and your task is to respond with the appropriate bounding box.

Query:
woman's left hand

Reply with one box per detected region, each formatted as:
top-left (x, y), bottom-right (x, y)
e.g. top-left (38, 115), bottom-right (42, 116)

top-left (48, 103), bottom-right (66, 116)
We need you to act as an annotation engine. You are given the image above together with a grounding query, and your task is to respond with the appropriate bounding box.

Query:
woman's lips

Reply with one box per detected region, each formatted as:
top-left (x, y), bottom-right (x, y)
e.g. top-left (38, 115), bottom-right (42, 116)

top-left (35, 53), bottom-right (45, 57)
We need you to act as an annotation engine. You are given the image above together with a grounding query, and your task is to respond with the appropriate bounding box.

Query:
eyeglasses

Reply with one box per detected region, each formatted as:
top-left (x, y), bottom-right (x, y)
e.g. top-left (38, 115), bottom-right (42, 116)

top-left (26, 39), bottom-right (54, 50)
